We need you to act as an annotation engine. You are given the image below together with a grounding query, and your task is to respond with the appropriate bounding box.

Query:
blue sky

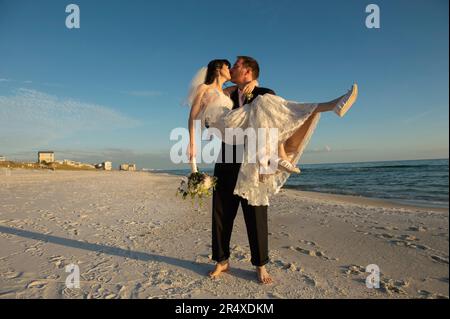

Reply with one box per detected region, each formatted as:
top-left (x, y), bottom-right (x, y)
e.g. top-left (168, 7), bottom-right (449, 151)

top-left (0, 0), bottom-right (448, 169)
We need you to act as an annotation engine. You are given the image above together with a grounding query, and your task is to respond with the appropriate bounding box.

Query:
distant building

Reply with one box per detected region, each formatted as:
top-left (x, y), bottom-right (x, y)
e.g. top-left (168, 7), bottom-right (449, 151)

top-left (38, 151), bottom-right (54, 163)
top-left (63, 159), bottom-right (78, 166)
top-left (0, 155), bottom-right (5, 162)
top-left (103, 161), bottom-right (112, 171)
top-left (119, 163), bottom-right (136, 171)
top-left (95, 161), bottom-right (112, 171)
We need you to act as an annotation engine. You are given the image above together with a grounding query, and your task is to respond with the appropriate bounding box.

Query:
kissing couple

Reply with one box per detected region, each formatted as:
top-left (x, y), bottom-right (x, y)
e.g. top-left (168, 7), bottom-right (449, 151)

top-left (186, 56), bottom-right (358, 284)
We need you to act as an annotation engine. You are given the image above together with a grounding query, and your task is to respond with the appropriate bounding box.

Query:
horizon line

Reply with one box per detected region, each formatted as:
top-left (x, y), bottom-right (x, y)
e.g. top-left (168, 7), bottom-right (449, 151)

top-left (160, 157), bottom-right (449, 171)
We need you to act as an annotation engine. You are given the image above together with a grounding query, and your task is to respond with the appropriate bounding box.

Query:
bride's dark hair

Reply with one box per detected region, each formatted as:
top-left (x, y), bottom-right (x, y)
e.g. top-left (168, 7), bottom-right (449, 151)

top-left (204, 59), bottom-right (231, 85)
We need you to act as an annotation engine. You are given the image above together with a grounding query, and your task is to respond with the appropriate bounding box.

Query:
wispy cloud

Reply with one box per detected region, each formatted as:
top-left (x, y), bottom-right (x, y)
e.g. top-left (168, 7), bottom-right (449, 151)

top-left (123, 90), bottom-right (164, 97)
top-left (306, 145), bottom-right (358, 153)
top-left (402, 111), bottom-right (432, 124)
top-left (308, 145), bottom-right (332, 153)
top-left (0, 88), bottom-right (140, 150)
top-left (0, 77), bottom-right (64, 87)
top-left (42, 82), bottom-right (65, 88)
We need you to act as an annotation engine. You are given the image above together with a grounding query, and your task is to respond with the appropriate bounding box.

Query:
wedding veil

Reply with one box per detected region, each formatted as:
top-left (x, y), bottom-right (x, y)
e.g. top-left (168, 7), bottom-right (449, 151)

top-left (185, 66), bottom-right (207, 107)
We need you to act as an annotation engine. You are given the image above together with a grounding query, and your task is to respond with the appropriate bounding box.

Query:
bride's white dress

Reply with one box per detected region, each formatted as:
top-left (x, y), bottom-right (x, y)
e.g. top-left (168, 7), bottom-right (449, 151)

top-left (198, 88), bottom-right (321, 206)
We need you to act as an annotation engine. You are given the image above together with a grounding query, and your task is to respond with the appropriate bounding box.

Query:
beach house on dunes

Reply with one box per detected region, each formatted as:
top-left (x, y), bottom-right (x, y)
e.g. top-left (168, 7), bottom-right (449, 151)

top-left (38, 151), bottom-right (55, 164)
top-left (97, 161), bottom-right (112, 171)
top-left (119, 163), bottom-right (137, 171)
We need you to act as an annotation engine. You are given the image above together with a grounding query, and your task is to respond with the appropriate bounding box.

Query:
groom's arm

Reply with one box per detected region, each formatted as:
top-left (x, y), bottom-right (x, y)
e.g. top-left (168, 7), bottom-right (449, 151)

top-left (223, 79), bottom-right (259, 97)
top-left (256, 87), bottom-right (276, 96)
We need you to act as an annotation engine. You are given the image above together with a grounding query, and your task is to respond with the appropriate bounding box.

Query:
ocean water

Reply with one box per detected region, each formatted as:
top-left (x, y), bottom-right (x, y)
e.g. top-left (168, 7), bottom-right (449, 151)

top-left (159, 159), bottom-right (449, 208)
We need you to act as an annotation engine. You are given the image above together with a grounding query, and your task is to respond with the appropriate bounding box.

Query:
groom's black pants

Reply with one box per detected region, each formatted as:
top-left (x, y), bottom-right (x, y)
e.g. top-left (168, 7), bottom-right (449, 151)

top-left (212, 160), bottom-right (269, 267)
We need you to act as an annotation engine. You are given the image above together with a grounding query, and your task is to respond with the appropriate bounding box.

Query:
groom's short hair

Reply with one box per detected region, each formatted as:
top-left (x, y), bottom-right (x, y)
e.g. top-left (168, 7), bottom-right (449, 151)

top-left (237, 56), bottom-right (260, 80)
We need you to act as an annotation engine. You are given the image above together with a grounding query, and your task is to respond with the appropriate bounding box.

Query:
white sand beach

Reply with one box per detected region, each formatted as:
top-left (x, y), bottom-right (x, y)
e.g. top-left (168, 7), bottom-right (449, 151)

top-left (0, 169), bottom-right (448, 299)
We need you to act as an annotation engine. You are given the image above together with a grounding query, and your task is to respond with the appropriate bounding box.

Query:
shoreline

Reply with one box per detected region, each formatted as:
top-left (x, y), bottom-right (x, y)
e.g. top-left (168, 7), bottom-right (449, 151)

top-left (284, 188), bottom-right (449, 214)
top-left (150, 169), bottom-right (449, 213)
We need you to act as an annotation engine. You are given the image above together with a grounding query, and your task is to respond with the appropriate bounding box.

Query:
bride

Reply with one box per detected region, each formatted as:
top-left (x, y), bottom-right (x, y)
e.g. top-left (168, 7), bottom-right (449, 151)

top-left (187, 59), bottom-right (358, 206)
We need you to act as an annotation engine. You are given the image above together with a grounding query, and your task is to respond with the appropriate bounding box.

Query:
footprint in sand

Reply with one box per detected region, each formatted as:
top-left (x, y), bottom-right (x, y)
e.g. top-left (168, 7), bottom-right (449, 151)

top-left (294, 247), bottom-right (338, 260)
top-left (301, 274), bottom-right (317, 287)
top-left (342, 265), bottom-right (409, 295)
top-left (194, 254), bottom-right (211, 263)
top-left (59, 221), bottom-right (80, 236)
top-left (279, 231), bottom-right (291, 238)
top-left (2, 270), bottom-right (23, 280)
top-left (408, 226), bottom-right (427, 232)
top-left (230, 245), bottom-right (251, 262)
top-left (27, 280), bottom-right (48, 289)
top-left (270, 259), bottom-right (303, 272)
top-left (299, 239), bottom-right (317, 246)
top-left (418, 290), bottom-right (448, 299)
top-left (24, 243), bottom-right (44, 257)
top-left (283, 262), bottom-right (301, 272)
top-left (48, 255), bottom-right (67, 269)
top-left (373, 226), bottom-right (399, 231)
top-left (343, 265), bottom-right (366, 276)
top-left (398, 234), bottom-right (419, 241)
top-left (40, 211), bottom-right (58, 221)
top-left (295, 247), bottom-right (324, 257)
top-left (430, 255), bottom-right (449, 265)
top-left (380, 278), bottom-right (409, 295)
top-left (388, 237), bottom-right (430, 251)
top-left (86, 286), bottom-right (116, 299)
top-left (267, 292), bottom-right (285, 299)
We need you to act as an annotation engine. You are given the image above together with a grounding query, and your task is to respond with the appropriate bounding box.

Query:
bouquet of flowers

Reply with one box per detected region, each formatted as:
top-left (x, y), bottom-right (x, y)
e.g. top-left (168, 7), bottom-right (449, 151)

top-left (176, 160), bottom-right (217, 208)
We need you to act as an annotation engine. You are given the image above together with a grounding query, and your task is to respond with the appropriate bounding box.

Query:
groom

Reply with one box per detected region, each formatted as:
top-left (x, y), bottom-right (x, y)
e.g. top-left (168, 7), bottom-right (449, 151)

top-left (210, 56), bottom-right (275, 284)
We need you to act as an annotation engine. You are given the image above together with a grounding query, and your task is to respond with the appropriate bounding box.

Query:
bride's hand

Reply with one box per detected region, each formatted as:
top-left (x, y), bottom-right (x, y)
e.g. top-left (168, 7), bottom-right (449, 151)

top-left (242, 79), bottom-right (259, 95)
top-left (188, 144), bottom-right (196, 161)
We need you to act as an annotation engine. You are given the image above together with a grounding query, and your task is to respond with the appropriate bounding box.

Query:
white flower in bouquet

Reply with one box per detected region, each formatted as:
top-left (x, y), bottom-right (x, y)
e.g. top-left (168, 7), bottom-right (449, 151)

top-left (176, 172), bottom-right (217, 208)
top-left (202, 175), bottom-right (214, 190)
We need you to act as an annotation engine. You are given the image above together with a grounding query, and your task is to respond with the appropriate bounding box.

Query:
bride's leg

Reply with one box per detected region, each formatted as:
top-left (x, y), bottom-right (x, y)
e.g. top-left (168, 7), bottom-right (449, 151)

top-left (278, 143), bottom-right (289, 161)
top-left (315, 83), bottom-right (358, 115)
top-left (314, 96), bottom-right (342, 113)
top-left (284, 113), bottom-right (317, 154)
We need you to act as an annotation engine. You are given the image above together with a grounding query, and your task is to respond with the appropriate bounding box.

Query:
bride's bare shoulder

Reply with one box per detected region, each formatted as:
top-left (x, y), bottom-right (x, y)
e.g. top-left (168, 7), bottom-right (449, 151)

top-left (199, 84), bottom-right (220, 96)
top-left (196, 83), bottom-right (209, 93)
top-left (195, 84), bottom-right (213, 101)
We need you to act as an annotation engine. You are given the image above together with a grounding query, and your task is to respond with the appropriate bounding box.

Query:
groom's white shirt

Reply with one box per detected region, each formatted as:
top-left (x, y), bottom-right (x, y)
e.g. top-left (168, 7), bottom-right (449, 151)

top-left (237, 89), bottom-right (245, 107)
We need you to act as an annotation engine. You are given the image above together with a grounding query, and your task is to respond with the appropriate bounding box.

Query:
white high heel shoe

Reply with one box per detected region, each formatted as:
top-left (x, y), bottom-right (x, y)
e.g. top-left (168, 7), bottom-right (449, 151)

top-left (334, 83), bottom-right (358, 118)
top-left (277, 159), bottom-right (301, 174)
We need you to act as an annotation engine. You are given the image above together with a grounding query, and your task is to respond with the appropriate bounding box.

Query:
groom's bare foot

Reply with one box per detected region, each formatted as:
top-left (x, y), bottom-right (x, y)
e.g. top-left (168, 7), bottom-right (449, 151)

top-left (208, 261), bottom-right (230, 279)
top-left (257, 266), bottom-right (273, 285)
